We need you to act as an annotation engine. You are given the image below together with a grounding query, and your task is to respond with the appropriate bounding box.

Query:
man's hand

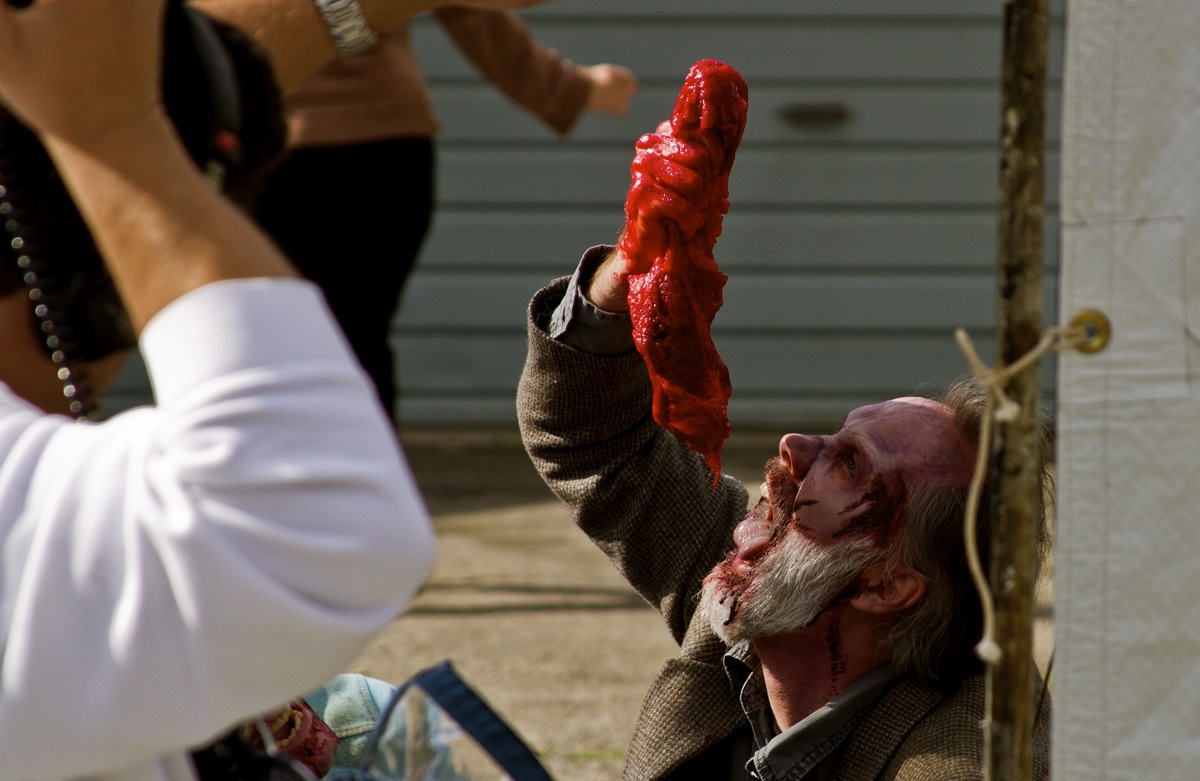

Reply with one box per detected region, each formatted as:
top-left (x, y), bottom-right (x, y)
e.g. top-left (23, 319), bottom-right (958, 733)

top-left (581, 64), bottom-right (639, 117)
top-left (0, 0), bottom-right (165, 150)
top-left (585, 247), bottom-right (635, 314)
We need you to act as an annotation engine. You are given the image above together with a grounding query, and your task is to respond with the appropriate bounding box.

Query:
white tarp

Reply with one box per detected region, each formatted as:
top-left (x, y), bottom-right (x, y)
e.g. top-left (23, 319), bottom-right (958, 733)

top-left (1056, 1), bottom-right (1200, 777)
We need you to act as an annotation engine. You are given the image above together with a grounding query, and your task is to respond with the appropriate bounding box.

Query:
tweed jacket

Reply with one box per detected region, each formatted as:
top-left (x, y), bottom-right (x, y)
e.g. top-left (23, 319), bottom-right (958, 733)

top-left (516, 277), bottom-right (1051, 781)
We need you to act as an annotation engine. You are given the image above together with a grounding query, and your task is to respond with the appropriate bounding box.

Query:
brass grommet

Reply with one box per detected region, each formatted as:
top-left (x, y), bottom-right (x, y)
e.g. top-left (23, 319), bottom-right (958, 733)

top-left (1068, 308), bottom-right (1112, 354)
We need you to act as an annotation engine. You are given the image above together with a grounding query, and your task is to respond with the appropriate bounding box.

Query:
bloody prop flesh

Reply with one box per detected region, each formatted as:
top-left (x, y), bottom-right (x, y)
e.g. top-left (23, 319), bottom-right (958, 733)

top-left (619, 59), bottom-right (748, 479)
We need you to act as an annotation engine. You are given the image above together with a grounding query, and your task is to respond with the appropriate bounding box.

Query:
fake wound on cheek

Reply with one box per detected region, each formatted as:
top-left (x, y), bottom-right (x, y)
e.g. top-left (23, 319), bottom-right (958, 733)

top-left (832, 474), bottom-right (907, 546)
top-left (826, 614), bottom-right (850, 695)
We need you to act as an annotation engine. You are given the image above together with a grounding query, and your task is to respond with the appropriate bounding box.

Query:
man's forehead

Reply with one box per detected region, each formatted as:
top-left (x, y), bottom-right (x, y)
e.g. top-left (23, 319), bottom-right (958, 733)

top-left (839, 396), bottom-right (973, 478)
top-left (842, 396), bottom-right (953, 427)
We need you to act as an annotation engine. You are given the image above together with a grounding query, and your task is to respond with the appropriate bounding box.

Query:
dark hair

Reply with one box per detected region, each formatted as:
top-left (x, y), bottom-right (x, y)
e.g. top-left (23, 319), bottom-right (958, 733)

top-left (0, 255), bottom-right (17, 296)
top-left (884, 375), bottom-right (1054, 683)
top-left (0, 2), bottom-right (286, 356)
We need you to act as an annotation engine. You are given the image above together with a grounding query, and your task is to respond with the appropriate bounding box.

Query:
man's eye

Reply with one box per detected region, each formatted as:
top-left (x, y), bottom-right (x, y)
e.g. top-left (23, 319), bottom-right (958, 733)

top-left (844, 458), bottom-right (857, 479)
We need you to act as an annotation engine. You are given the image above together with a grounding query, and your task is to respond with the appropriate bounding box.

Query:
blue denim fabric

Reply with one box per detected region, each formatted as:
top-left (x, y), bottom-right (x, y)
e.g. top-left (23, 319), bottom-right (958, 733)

top-left (309, 663), bottom-right (554, 781)
top-left (305, 674), bottom-right (398, 774)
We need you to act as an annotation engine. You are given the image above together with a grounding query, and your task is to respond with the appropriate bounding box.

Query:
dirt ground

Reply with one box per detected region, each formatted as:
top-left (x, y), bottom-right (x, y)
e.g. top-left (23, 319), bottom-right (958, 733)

top-left (351, 427), bottom-right (1054, 781)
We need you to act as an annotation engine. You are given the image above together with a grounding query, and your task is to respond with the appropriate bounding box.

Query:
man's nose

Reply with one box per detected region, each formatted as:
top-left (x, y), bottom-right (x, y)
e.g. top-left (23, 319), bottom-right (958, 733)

top-left (778, 433), bottom-right (823, 479)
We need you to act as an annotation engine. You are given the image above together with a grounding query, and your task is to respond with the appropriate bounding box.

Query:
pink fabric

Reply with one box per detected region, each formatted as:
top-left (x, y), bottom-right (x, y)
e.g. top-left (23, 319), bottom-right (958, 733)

top-left (255, 699), bottom-right (339, 778)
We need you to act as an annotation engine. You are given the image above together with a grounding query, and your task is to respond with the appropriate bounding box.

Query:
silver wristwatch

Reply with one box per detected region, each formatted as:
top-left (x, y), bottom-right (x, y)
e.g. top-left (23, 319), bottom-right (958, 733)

top-left (312, 0), bottom-right (378, 58)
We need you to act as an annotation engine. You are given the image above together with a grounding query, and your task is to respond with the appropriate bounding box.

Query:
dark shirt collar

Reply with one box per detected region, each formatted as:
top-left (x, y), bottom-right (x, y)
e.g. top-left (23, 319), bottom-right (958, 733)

top-left (723, 643), bottom-right (898, 781)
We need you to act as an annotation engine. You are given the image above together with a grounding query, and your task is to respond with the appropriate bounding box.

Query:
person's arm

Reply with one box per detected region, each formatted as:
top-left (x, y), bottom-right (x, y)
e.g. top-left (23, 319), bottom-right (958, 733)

top-left (580, 63), bottom-right (639, 117)
top-left (517, 263), bottom-right (748, 644)
top-left (0, 3), bottom-right (434, 777)
top-left (584, 243), bottom-right (635, 312)
top-left (0, 0), bottom-right (296, 332)
top-left (196, 0), bottom-right (553, 93)
top-left (44, 118), bottom-right (299, 331)
top-left (519, 88), bottom-right (750, 640)
top-left (437, 6), bottom-right (637, 135)
top-left (545, 245), bottom-right (635, 355)
top-left (1, 278), bottom-right (437, 780)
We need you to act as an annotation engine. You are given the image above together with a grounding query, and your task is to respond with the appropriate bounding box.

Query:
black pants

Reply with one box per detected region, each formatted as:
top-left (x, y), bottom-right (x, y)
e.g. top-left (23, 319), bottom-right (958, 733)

top-left (254, 137), bottom-right (435, 422)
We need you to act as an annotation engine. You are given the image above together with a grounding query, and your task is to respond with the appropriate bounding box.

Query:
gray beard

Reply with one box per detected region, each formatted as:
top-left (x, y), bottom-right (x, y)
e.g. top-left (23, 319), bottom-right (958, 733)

top-left (698, 528), bottom-right (880, 645)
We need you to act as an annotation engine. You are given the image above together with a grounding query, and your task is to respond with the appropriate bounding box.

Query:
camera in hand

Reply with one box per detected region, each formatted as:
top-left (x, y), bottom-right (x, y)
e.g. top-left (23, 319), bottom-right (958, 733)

top-left (0, 0), bottom-right (286, 413)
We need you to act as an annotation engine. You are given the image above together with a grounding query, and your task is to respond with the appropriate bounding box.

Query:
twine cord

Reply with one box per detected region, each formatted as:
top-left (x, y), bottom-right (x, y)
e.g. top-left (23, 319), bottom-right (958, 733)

top-left (954, 323), bottom-right (1088, 664)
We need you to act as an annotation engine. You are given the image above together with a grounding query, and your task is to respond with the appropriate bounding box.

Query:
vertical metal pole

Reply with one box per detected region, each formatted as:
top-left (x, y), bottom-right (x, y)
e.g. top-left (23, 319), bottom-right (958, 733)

top-left (987, 1), bottom-right (1049, 780)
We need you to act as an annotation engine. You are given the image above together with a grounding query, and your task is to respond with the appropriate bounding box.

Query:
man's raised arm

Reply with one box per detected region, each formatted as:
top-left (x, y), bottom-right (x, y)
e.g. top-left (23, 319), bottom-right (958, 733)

top-left (0, 0), bottom-right (294, 331)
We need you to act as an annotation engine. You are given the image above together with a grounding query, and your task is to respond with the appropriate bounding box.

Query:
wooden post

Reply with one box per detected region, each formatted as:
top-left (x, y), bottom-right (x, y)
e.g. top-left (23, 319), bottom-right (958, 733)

top-left (987, 1), bottom-right (1049, 780)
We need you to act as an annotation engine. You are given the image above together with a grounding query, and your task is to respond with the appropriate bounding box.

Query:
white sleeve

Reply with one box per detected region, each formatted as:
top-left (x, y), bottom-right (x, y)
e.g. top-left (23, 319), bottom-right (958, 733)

top-left (0, 278), bottom-right (436, 781)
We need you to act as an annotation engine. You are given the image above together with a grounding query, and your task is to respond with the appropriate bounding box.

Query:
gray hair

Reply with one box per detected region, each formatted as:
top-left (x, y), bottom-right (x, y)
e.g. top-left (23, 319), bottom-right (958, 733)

top-left (881, 376), bottom-right (1053, 682)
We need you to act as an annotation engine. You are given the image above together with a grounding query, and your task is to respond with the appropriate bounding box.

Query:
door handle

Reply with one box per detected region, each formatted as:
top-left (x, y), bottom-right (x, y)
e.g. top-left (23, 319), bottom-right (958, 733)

top-left (777, 102), bottom-right (851, 127)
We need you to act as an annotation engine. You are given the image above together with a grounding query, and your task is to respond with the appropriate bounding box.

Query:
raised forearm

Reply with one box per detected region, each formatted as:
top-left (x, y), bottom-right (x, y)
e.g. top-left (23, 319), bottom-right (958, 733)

top-left (518, 278), bottom-right (749, 640)
top-left (0, 0), bottom-right (299, 331)
top-left (585, 245), bottom-right (633, 313)
top-left (42, 113), bottom-right (296, 331)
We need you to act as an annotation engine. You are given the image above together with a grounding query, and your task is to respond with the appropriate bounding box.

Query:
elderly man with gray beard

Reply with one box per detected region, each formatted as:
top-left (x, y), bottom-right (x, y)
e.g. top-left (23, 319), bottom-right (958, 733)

top-left (516, 113), bottom-right (1052, 780)
top-left (517, 246), bottom-right (1052, 780)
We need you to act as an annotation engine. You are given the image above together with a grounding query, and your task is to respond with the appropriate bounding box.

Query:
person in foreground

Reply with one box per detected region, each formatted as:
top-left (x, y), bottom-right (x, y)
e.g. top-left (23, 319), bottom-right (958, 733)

top-left (0, 0), bottom-right (556, 778)
top-left (515, 137), bottom-right (1052, 781)
top-left (0, 0), bottom-right (521, 778)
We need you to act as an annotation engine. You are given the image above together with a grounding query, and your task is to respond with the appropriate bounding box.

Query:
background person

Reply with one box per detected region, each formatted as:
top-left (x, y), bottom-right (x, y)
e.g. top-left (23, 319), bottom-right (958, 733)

top-left (254, 8), bottom-right (638, 421)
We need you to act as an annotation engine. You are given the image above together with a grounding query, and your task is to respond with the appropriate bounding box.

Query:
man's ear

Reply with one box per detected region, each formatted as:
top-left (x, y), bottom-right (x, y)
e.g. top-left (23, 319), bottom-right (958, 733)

top-left (850, 562), bottom-right (926, 615)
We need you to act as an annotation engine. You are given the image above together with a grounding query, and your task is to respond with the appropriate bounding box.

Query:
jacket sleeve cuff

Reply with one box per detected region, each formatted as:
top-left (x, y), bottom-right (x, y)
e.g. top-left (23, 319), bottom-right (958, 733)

top-left (545, 244), bottom-right (636, 355)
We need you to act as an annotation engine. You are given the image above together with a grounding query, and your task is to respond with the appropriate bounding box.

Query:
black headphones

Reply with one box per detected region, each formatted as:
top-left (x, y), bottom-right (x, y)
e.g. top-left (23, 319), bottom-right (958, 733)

top-left (0, 0), bottom-right (285, 416)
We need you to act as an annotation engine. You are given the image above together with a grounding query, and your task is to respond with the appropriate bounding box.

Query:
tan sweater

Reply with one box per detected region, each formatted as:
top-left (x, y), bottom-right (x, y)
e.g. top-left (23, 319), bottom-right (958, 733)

top-left (286, 7), bottom-right (592, 147)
